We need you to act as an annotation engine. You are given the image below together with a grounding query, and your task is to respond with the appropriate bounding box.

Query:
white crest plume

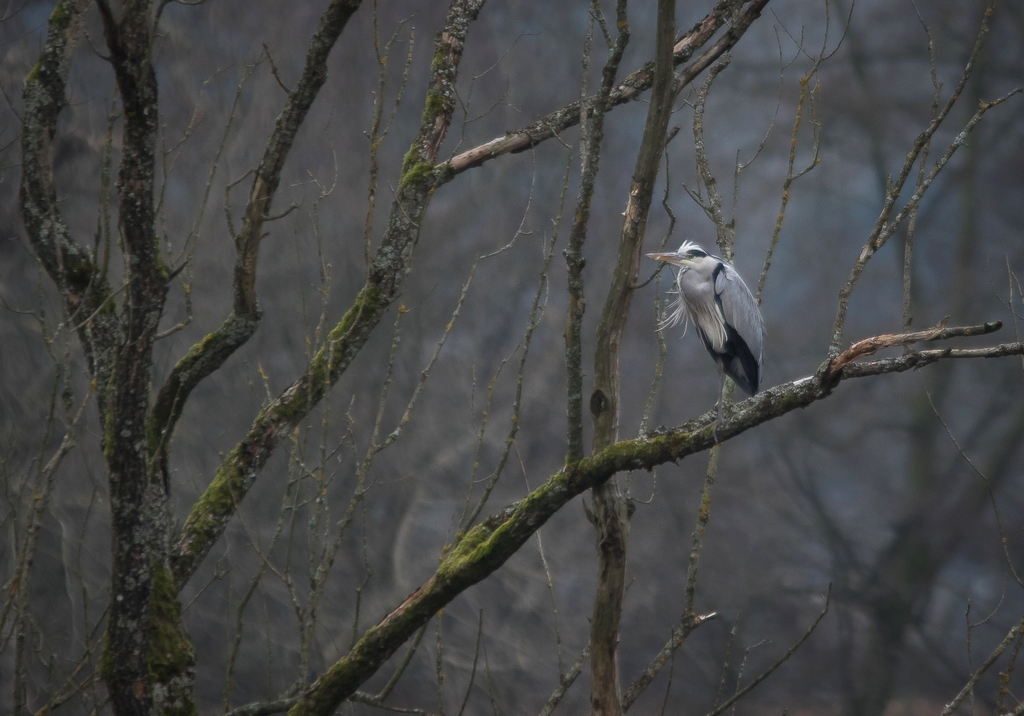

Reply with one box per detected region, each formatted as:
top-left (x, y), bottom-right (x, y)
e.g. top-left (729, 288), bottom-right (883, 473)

top-left (676, 239), bottom-right (706, 255)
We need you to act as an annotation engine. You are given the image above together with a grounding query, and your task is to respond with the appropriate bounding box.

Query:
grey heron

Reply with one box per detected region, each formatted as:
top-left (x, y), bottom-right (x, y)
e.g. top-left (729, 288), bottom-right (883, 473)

top-left (646, 241), bottom-right (765, 440)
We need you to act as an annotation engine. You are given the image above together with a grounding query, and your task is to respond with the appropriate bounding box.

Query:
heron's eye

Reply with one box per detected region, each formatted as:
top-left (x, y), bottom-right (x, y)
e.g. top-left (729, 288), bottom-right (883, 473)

top-left (686, 249), bottom-right (707, 258)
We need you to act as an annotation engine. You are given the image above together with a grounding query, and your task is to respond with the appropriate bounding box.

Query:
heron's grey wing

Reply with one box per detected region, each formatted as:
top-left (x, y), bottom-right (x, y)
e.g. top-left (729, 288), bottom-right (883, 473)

top-left (714, 263), bottom-right (765, 386)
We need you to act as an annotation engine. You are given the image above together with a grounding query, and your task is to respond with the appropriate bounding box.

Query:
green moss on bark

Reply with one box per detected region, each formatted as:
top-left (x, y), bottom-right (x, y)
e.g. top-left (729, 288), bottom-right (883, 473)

top-left (148, 562), bottom-right (197, 716)
top-left (424, 89), bottom-right (445, 119)
top-left (398, 161), bottom-right (435, 191)
top-left (177, 446), bottom-right (243, 562)
top-left (400, 143), bottom-right (423, 177)
top-left (311, 283), bottom-right (383, 378)
top-left (176, 284), bottom-right (385, 584)
top-left (147, 330), bottom-right (218, 457)
top-left (98, 629), bottom-right (115, 683)
top-left (49, 0), bottom-right (71, 25)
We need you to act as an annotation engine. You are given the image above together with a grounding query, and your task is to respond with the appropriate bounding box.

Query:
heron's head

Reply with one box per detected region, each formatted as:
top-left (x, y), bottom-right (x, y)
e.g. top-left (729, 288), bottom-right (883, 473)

top-left (645, 240), bottom-right (710, 269)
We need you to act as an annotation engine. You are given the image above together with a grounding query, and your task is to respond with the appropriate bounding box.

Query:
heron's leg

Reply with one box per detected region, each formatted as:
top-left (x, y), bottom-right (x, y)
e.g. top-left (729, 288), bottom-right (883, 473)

top-left (713, 371), bottom-right (725, 443)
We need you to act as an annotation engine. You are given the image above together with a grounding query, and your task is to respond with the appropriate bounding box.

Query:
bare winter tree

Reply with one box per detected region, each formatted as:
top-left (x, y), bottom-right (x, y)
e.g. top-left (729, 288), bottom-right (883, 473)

top-left (2, 1), bottom-right (1023, 715)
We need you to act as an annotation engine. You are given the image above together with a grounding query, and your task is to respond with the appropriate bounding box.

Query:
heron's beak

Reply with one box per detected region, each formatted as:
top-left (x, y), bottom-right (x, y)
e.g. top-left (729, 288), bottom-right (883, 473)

top-left (646, 252), bottom-right (685, 266)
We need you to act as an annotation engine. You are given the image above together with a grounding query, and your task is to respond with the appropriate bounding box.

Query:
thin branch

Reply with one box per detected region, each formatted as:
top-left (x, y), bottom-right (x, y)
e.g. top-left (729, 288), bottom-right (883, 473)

top-left (901, 3), bottom-right (941, 335)
top-left (622, 612), bottom-right (716, 711)
top-left (690, 55), bottom-right (733, 257)
top-left (924, 390), bottom-right (1024, 590)
top-left (148, 0), bottom-right (366, 482)
top-left (756, 55), bottom-right (824, 301)
top-left (564, 0), bottom-right (630, 463)
top-left (822, 320), bottom-right (1000, 382)
top-left (538, 643), bottom-right (591, 716)
top-left (942, 619), bottom-right (1024, 716)
top-left (829, 0), bottom-right (1017, 354)
top-left (705, 586), bottom-right (831, 716)
top-left (443, 0), bottom-right (770, 177)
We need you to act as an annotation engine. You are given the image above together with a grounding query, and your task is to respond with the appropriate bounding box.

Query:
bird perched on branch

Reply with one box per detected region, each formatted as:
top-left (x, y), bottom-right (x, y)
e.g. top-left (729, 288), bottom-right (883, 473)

top-left (646, 241), bottom-right (765, 440)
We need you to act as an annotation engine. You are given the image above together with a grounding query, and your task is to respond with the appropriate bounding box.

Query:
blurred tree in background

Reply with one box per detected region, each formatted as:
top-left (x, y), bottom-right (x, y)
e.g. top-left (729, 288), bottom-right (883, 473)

top-left (2, 1), bottom-right (1024, 715)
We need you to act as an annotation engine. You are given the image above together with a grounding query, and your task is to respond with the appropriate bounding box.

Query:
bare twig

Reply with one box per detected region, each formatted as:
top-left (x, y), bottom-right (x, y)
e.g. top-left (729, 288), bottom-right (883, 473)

top-left (942, 619), bottom-right (1024, 716)
top-left (706, 586), bottom-right (831, 716)
top-left (622, 612), bottom-right (716, 711)
top-left (830, 0), bottom-right (1020, 354)
top-left (444, 0), bottom-right (770, 176)
top-left (756, 53), bottom-right (824, 301)
top-left (538, 643), bottom-right (591, 716)
top-left (823, 319), bottom-right (1000, 381)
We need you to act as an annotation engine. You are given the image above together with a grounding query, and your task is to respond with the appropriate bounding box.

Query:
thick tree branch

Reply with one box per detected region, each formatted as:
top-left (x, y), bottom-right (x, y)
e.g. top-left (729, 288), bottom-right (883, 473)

top-left (441, 0), bottom-right (767, 177)
top-left (94, 1), bottom-right (199, 712)
top-left (170, 0), bottom-right (769, 596)
top-left (589, 0), bottom-right (676, 713)
top-left (565, 2), bottom-right (630, 462)
top-left (19, 0), bottom-right (119, 416)
top-left (284, 328), bottom-right (1021, 714)
top-left (148, 0), bottom-right (364, 485)
top-left (172, 0), bottom-right (486, 590)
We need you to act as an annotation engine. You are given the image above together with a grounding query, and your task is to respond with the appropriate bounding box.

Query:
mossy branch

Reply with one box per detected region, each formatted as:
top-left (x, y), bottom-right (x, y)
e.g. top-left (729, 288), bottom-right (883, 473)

top-left (171, 285), bottom-right (386, 585)
top-left (286, 327), bottom-right (1023, 716)
top-left (173, 0), bottom-right (486, 590)
top-left (148, 0), bottom-right (364, 483)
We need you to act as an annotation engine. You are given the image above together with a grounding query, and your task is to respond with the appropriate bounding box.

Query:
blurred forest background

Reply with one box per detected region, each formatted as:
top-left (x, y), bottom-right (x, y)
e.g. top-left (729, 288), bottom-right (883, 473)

top-left (2, 0), bottom-right (1024, 714)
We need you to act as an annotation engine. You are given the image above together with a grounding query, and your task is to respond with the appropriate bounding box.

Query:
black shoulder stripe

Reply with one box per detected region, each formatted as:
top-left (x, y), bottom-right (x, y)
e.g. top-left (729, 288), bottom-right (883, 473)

top-left (711, 261), bottom-right (726, 313)
top-left (711, 261), bottom-right (725, 286)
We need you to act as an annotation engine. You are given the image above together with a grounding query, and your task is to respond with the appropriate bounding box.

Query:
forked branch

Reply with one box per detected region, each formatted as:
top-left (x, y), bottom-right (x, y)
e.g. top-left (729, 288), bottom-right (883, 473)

top-left (148, 0), bottom-right (366, 481)
top-left (172, 0), bottom-right (487, 590)
top-left (443, 0), bottom-right (769, 176)
top-left (822, 320), bottom-right (1002, 383)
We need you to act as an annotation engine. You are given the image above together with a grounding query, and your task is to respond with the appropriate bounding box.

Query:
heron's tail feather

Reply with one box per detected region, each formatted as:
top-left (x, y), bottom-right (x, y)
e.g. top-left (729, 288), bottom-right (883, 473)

top-left (721, 323), bottom-right (761, 395)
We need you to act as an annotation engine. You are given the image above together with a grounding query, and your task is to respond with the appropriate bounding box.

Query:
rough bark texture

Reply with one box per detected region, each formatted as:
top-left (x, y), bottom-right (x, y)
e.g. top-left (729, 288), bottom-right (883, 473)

top-left (588, 1), bottom-right (676, 713)
top-left (20, 1), bottom-right (368, 713)
top-left (19, 0), bottom-right (120, 418)
top-left (91, 1), bottom-right (189, 713)
top-left (15, 1), bottom-right (1021, 714)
